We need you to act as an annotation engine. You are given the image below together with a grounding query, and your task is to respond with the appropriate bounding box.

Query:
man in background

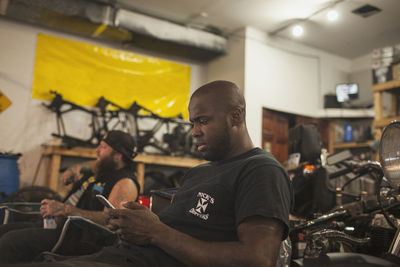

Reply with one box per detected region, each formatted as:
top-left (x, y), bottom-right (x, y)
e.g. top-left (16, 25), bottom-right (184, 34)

top-left (0, 130), bottom-right (140, 263)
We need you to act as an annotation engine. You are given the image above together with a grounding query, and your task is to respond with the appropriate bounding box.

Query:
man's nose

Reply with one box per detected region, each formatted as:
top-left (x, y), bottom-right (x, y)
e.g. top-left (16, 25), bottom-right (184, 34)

top-left (191, 124), bottom-right (201, 137)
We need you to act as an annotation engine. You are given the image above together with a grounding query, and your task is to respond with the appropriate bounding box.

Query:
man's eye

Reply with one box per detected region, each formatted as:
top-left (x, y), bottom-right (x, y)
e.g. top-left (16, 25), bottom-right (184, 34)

top-left (199, 119), bottom-right (208, 125)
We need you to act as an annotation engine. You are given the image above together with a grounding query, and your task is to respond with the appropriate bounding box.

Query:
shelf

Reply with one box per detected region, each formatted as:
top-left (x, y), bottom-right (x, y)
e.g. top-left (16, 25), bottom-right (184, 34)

top-left (373, 116), bottom-right (400, 128)
top-left (42, 145), bottom-right (206, 193)
top-left (372, 80), bottom-right (400, 92)
top-left (319, 108), bottom-right (375, 118)
top-left (333, 141), bottom-right (374, 149)
top-left (372, 80), bottom-right (400, 139)
top-left (43, 146), bottom-right (206, 168)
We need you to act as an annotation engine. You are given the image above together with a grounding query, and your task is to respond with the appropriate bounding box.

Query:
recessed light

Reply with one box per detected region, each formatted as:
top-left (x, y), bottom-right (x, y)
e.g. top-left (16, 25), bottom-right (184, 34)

top-left (327, 10), bottom-right (338, 21)
top-left (292, 25), bottom-right (304, 37)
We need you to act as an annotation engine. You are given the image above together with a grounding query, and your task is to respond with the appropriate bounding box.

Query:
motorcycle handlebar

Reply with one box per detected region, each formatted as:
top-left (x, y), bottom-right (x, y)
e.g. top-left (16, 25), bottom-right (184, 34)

top-left (328, 161), bottom-right (381, 180)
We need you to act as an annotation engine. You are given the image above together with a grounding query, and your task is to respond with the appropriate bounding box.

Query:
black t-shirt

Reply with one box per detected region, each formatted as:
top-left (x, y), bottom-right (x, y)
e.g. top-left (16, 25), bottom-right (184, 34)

top-left (159, 147), bottom-right (292, 241)
top-left (120, 148), bottom-right (293, 267)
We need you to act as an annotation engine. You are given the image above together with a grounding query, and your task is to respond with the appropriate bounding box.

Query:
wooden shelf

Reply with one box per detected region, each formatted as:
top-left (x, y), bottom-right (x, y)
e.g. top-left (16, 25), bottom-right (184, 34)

top-left (319, 108), bottom-right (375, 118)
top-left (42, 146), bottom-right (206, 194)
top-left (373, 116), bottom-right (400, 128)
top-left (43, 146), bottom-right (205, 168)
top-left (372, 80), bottom-right (400, 139)
top-left (372, 80), bottom-right (400, 92)
top-left (333, 141), bottom-right (374, 149)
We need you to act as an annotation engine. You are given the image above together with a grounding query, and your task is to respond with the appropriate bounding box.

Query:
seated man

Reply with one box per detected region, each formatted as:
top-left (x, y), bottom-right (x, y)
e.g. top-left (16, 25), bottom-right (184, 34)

top-left (10, 80), bottom-right (293, 267)
top-left (0, 130), bottom-right (140, 263)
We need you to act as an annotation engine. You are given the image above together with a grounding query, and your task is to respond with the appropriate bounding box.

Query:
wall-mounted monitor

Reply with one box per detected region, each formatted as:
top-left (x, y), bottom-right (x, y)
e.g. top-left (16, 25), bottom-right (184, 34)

top-left (336, 83), bottom-right (359, 103)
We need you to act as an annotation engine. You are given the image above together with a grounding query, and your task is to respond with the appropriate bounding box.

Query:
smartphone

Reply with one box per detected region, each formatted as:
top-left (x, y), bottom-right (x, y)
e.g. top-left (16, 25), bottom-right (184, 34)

top-left (96, 194), bottom-right (115, 209)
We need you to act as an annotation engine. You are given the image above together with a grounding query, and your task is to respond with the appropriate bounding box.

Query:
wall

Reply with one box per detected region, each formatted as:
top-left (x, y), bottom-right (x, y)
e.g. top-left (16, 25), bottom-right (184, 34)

top-left (0, 17), bottom-right (207, 187)
top-left (207, 28), bottom-right (246, 90)
top-left (350, 54), bottom-right (374, 107)
top-left (243, 27), bottom-right (353, 147)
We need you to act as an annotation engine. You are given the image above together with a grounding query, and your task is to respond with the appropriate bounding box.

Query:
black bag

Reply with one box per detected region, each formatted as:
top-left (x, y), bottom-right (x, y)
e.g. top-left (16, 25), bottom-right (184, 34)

top-left (289, 123), bottom-right (322, 163)
top-left (291, 167), bottom-right (336, 218)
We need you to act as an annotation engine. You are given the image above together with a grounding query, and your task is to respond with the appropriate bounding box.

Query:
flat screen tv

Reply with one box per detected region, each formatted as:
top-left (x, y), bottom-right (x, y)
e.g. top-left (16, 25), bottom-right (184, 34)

top-left (336, 83), bottom-right (359, 103)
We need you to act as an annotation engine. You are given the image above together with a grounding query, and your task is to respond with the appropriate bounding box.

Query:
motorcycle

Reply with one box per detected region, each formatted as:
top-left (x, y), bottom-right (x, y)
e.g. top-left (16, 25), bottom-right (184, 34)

top-left (289, 121), bottom-right (400, 267)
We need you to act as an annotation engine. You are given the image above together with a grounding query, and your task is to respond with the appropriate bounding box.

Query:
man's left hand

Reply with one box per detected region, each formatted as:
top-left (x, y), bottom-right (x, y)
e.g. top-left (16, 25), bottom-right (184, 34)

top-left (40, 199), bottom-right (66, 218)
top-left (107, 201), bottom-right (162, 245)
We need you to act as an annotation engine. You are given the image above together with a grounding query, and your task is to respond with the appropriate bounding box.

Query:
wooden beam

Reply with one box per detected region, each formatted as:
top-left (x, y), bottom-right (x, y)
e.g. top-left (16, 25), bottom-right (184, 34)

top-left (43, 146), bottom-right (206, 168)
top-left (136, 163), bottom-right (145, 194)
top-left (391, 92), bottom-right (398, 117)
top-left (373, 117), bottom-right (400, 128)
top-left (372, 80), bottom-right (400, 92)
top-left (373, 92), bottom-right (383, 121)
top-left (333, 141), bottom-right (374, 149)
top-left (46, 154), bottom-right (61, 192)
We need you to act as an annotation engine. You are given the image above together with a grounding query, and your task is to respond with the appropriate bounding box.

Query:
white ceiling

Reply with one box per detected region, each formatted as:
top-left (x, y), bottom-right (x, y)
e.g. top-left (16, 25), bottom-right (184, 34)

top-left (113, 0), bottom-right (400, 59)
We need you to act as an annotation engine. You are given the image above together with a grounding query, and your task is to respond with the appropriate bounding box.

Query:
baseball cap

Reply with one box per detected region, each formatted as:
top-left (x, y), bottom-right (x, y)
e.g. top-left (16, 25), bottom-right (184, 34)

top-left (102, 130), bottom-right (137, 161)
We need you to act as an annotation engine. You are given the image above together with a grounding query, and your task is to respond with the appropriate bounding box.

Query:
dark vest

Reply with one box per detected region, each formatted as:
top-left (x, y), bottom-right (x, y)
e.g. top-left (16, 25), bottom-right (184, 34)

top-left (63, 166), bottom-right (139, 211)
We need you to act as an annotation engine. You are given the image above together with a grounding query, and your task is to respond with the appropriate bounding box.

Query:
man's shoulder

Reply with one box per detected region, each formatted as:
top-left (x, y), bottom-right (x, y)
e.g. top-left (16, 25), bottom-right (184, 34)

top-left (188, 148), bottom-right (283, 174)
top-left (239, 149), bottom-right (289, 183)
top-left (241, 148), bottom-right (282, 168)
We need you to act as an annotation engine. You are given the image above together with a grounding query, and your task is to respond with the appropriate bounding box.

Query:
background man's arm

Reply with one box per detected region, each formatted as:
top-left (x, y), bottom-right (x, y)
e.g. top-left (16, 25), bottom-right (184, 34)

top-left (42, 178), bottom-right (138, 225)
top-left (60, 160), bottom-right (96, 185)
top-left (66, 177), bottom-right (138, 225)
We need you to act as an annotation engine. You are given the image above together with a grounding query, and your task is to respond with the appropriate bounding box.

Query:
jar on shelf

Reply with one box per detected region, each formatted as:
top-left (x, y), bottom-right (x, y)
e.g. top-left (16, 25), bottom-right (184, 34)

top-left (344, 124), bottom-right (353, 142)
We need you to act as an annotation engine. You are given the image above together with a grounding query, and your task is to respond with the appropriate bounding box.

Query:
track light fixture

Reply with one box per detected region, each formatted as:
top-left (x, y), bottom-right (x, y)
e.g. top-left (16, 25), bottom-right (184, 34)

top-left (269, 0), bottom-right (345, 37)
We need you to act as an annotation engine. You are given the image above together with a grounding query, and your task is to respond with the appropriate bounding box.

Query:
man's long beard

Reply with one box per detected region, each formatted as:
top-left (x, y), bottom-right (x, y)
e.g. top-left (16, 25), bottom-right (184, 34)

top-left (95, 154), bottom-right (118, 179)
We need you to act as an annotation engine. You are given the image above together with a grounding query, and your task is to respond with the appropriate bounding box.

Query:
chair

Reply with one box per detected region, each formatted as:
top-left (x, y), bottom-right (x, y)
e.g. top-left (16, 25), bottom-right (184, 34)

top-left (51, 216), bottom-right (117, 256)
top-left (149, 188), bottom-right (177, 214)
top-left (0, 202), bottom-right (42, 224)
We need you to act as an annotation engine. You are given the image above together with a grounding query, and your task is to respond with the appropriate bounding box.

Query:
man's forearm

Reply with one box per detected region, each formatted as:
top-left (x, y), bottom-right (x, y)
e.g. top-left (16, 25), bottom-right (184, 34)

top-left (151, 222), bottom-right (280, 267)
top-left (65, 205), bottom-right (107, 226)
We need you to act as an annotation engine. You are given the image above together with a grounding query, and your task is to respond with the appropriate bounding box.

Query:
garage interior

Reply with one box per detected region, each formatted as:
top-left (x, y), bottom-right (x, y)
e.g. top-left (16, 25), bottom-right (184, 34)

top-left (1, 0), bottom-right (400, 265)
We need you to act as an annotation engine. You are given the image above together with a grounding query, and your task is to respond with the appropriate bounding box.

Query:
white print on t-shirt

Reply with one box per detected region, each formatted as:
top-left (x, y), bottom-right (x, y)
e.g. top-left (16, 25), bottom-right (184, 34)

top-left (189, 192), bottom-right (214, 221)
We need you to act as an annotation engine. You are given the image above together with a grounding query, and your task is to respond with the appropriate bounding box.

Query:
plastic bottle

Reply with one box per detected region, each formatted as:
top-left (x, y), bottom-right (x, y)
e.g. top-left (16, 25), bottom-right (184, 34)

top-left (344, 124), bottom-right (353, 142)
top-left (43, 216), bottom-right (57, 229)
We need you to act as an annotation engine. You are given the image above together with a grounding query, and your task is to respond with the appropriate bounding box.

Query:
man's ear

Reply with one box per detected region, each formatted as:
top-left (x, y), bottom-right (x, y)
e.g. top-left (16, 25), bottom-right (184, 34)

top-left (114, 154), bottom-right (122, 163)
top-left (230, 108), bottom-right (243, 126)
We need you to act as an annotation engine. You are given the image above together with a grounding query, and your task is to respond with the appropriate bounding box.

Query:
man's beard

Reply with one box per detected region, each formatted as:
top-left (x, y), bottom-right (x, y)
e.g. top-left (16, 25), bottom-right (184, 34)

top-left (204, 121), bottom-right (231, 161)
top-left (95, 154), bottom-right (118, 178)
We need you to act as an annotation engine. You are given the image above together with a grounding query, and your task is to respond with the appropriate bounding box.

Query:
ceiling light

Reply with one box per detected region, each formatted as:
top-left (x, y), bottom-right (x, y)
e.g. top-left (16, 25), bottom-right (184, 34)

top-left (292, 25), bottom-right (304, 37)
top-left (327, 10), bottom-right (338, 21)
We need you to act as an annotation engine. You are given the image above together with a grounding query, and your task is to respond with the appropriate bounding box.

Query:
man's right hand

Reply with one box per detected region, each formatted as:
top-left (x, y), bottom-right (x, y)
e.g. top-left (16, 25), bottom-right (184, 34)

top-left (61, 165), bottom-right (82, 185)
top-left (106, 202), bottom-right (162, 245)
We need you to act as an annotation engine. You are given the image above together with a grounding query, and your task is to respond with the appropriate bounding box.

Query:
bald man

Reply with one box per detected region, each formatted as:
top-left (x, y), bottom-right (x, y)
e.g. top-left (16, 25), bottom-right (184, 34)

top-left (17, 81), bottom-right (292, 267)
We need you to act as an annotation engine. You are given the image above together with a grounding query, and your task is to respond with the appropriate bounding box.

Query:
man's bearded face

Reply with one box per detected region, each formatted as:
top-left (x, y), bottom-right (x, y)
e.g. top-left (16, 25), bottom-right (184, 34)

top-left (95, 152), bottom-right (117, 175)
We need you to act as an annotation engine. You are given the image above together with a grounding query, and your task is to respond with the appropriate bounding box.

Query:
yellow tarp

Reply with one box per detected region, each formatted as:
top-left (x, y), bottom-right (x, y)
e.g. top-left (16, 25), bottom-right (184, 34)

top-left (32, 34), bottom-right (191, 118)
